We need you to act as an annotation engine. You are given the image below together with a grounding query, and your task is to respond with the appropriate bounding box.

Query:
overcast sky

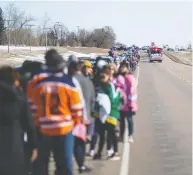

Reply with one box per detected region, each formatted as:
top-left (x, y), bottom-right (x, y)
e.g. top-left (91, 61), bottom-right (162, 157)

top-left (1, 0), bottom-right (192, 48)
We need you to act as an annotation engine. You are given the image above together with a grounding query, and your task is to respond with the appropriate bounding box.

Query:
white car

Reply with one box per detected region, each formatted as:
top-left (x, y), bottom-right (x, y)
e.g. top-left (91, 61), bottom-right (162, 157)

top-left (149, 48), bottom-right (163, 62)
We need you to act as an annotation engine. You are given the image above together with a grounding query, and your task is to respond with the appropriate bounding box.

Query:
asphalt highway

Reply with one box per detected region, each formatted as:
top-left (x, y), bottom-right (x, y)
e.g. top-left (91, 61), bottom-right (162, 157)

top-left (129, 52), bottom-right (192, 175)
top-left (49, 52), bottom-right (192, 175)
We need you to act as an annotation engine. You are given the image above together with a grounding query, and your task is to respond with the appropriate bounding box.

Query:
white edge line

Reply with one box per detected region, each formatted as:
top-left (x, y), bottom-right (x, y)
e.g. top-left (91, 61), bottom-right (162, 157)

top-left (136, 66), bottom-right (140, 86)
top-left (167, 69), bottom-right (191, 84)
top-left (120, 126), bottom-right (129, 175)
top-left (119, 66), bottom-right (140, 175)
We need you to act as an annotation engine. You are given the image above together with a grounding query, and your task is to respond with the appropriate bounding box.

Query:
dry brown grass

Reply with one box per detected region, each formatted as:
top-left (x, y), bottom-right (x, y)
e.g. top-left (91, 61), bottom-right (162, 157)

top-left (173, 52), bottom-right (192, 60)
top-left (165, 51), bottom-right (192, 66)
top-left (68, 47), bottom-right (109, 54)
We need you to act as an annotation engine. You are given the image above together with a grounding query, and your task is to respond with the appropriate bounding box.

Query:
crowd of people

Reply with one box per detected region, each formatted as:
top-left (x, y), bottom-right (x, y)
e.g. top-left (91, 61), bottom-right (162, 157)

top-left (0, 48), bottom-right (137, 175)
top-left (108, 45), bottom-right (140, 72)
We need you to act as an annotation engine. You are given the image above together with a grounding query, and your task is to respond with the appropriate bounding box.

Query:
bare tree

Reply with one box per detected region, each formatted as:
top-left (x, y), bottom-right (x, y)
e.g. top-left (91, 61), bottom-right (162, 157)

top-left (78, 28), bottom-right (95, 47)
top-left (57, 24), bottom-right (69, 46)
top-left (187, 41), bottom-right (192, 50)
top-left (4, 3), bottom-right (34, 45)
top-left (41, 13), bottom-right (50, 46)
top-left (1, 3), bottom-right (116, 48)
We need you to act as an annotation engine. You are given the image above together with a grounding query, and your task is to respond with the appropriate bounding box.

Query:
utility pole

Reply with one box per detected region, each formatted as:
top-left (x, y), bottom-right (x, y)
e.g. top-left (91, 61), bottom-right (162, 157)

top-left (25, 24), bottom-right (35, 52)
top-left (4, 19), bottom-right (14, 53)
top-left (44, 27), bottom-right (51, 51)
top-left (76, 26), bottom-right (80, 47)
top-left (55, 22), bottom-right (62, 46)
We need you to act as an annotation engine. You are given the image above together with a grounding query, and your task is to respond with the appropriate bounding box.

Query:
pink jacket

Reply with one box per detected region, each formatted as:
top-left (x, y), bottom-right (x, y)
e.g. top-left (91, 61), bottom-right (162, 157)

top-left (116, 74), bottom-right (137, 112)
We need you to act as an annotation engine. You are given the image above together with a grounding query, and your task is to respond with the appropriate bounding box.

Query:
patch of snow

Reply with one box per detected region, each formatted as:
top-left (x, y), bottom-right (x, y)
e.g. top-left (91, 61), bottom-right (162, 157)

top-left (0, 45), bottom-right (47, 51)
top-left (3, 51), bottom-right (101, 67)
top-left (62, 51), bottom-right (93, 60)
top-left (0, 46), bottom-right (96, 51)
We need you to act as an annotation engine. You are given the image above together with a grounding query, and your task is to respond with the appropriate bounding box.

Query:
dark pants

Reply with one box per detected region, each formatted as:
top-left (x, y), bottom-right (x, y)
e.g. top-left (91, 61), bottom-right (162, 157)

top-left (87, 118), bottom-right (95, 137)
top-left (120, 110), bottom-right (135, 138)
top-left (74, 137), bottom-right (85, 169)
top-left (37, 132), bottom-right (74, 175)
top-left (97, 121), bottom-right (118, 155)
top-left (24, 127), bottom-right (42, 175)
top-left (90, 118), bottom-right (100, 150)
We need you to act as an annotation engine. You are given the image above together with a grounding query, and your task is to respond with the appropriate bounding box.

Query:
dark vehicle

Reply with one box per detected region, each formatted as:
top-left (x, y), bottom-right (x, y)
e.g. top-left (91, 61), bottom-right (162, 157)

top-left (179, 48), bottom-right (186, 51)
top-left (167, 48), bottom-right (174, 51)
top-left (141, 46), bottom-right (149, 51)
top-left (78, 56), bottom-right (90, 61)
top-left (111, 47), bottom-right (117, 51)
top-left (116, 46), bottom-right (121, 51)
top-left (78, 57), bottom-right (90, 64)
top-left (116, 45), bottom-right (127, 51)
top-left (100, 56), bottom-right (113, 63)
top-left (89, 57), bottom-right (96, 67)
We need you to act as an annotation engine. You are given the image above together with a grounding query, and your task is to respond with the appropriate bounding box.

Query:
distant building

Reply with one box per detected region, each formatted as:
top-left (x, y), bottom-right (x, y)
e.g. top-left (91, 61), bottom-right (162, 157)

top-left (175, 45), bottom-right (179, 51)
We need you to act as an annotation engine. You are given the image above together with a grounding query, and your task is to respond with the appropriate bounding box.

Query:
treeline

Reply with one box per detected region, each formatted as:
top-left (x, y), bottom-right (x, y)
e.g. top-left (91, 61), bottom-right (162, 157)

top-left (0, 3), bottom-right (116, 48)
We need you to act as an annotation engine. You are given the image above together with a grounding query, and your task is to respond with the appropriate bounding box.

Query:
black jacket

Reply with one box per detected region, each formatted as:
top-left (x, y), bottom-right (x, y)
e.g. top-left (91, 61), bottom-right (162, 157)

top-left (0, 82), bottom-right (37, 175)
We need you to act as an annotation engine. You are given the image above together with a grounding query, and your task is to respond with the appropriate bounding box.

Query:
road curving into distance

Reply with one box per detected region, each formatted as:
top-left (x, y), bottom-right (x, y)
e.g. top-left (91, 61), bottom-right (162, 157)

top-left (129, 52), bottom-right (191, 175)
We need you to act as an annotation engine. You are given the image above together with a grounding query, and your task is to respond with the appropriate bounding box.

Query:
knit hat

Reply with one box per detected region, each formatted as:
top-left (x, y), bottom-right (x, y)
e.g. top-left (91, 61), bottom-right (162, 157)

top-left (83, 60), bottom-right (92, 67)
top-left (67, 54), bottom-right (81, 70)
top-left (97, 60), bottom-right (107, 69)
top-left (45, 49), bottom-right (66, 72)
top-left (120, 61), bottom-right (129, 68)
top-left (67, 54), bottom-right (79, 66)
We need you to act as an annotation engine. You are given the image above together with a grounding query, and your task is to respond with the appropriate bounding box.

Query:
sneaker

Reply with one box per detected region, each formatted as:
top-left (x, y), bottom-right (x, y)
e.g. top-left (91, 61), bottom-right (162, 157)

top-left (79, 165), bottom-right (92, 174)
top-left (86, 136), bottom-right (91, 144)
top-left (86, 150), bottom-right (95, 157)
top-left (129, 136), bottom-right (134, 143)
top-left (109, 152), bottom-right (120, 160)
top-left (118, 136), bottom-right (124, 142)
top-left (107, 149), bottom-right (114, 157)
top-left (93, 153), bottom-right (102, 160)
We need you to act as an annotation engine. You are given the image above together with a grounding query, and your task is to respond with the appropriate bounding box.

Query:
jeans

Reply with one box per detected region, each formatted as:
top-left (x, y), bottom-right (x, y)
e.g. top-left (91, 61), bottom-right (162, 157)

top-left (37, 132), bottom-right (74, 175)
top-left (97, 121), bottom-right (118, 155)
top-left (74, 137), bottom-right (85, 169)
top-left (120, 110), bottom-right (135, 138)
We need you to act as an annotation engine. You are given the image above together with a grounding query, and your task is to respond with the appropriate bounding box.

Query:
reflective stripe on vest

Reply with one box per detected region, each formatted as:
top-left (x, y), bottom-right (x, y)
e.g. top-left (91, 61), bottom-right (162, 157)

top-left (106, 116), bottom-right (117, 125)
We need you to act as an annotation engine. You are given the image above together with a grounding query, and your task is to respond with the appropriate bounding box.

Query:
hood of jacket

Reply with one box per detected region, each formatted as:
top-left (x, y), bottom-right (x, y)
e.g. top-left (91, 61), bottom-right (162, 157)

top-left (0, 82), bottom-right (22, 102)
top-left (0, 82), bottom-right (24, 125)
